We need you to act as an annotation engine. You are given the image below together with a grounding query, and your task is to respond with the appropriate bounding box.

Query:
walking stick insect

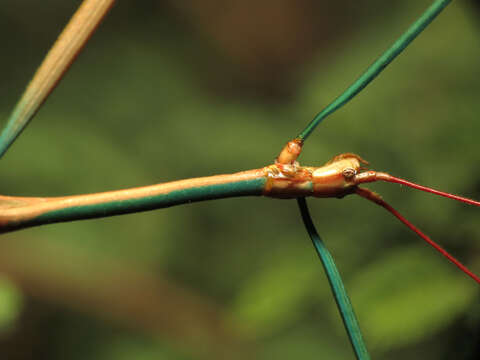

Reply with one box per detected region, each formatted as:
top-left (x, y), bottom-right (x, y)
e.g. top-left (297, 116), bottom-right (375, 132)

top-left (0, 0), bottom-right (478, 358)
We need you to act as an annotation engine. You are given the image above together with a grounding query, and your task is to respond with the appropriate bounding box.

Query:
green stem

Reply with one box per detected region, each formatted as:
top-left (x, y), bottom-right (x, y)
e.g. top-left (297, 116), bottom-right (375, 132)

top-left (297, 198), bottom-right (370, 360)
top-left (298, 0), bottom-right (451, 141)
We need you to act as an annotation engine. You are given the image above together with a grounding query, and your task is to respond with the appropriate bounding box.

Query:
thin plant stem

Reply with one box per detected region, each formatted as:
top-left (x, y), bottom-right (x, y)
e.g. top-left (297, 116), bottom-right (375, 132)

top-left (298, 0), bottom-right (451, 141)
top-left (0, 0), bottom-right (116, 158)
top-left (297, 197), bottom-right (370, 360)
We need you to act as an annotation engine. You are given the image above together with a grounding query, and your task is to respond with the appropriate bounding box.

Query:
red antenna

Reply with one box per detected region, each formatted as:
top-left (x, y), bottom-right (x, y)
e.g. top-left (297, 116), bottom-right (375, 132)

top-left (376, 173), bottom-right (480, 207)
top-left (354, 173), bottom-right (480, 285)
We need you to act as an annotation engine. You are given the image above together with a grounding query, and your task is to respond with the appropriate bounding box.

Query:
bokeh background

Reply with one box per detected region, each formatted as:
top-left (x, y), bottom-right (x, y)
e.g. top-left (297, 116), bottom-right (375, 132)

top-left (0, 1), bottom-right (479, 359)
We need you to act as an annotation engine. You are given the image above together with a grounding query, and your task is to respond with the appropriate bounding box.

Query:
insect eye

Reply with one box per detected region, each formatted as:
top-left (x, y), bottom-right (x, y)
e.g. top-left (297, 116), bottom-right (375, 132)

top-left (342, 167), bottom-right (356, 179)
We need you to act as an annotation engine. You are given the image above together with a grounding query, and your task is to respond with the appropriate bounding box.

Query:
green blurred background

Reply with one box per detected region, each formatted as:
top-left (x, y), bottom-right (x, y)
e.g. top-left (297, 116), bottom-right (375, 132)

top-left (0, 1), bottom-right (479, 359)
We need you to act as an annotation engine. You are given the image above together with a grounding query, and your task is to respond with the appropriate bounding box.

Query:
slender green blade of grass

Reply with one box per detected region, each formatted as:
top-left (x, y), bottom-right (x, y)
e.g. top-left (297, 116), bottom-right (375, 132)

top-left (298, 0), bottom-right (451, 141)
top-left (0, 0), bottom-right (115, 158)
top-left (297, 198), bottom-right (370, 360)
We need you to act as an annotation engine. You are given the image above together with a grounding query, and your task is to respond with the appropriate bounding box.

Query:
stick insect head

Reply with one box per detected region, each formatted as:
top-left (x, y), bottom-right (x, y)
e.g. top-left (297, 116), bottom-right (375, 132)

top-left (312, 153), bottom-right (369, 198)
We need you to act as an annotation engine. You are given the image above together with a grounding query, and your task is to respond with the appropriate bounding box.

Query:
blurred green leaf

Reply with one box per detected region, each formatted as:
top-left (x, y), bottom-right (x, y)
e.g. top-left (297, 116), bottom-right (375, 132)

top-left (347, 245), bottom-right (477, 352)
top-left (261, 324), bottom-right (353, 360)
top-left (98, 337), bottom-right (193, 360)
top-left (0, 276), bottom-right (23, 332)
top-left (229, 246), bottom-right (323, 338)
